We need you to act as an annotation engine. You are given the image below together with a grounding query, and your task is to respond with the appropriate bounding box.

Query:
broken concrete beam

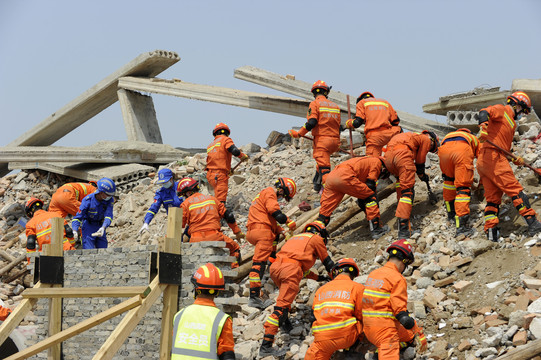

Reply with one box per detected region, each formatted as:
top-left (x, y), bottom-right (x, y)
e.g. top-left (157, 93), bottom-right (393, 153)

top-left (447, 111), bottom-right (480, 131)
top-left (423, 90), bottom-right (508, 116)
top-left (118, 89), bottom-right (163, 143)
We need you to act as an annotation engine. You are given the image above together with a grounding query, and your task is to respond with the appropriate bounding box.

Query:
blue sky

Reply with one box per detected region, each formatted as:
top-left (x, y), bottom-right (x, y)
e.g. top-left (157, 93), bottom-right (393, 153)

top-left (1, 0), bottom-right (540, 150)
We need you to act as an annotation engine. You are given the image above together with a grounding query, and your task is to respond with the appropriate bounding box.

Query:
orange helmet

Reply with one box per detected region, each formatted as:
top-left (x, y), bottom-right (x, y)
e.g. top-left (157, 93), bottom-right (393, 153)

top-left (213, 123), bottom-right (231, 136)
top-left (356, 91), bottom-right (374, 103)
top-left (25, 197), bottom-right (44, 217)
top-left (304, 220), bottom-right (329, 241)
top-left (275, 177), bottom-right (297, 200)
top-left (177, 177), bottom-right (199, 196)
top-left (191, 263), bottom-right (225, 292)
top-left (331, 258), bottom-right (360, 279)
top-left (507, 91), bottom-right (532, 115)
top-left (311, 80), bottom-right (331, 95)
top-left (386, 239), bottom-right (414, 265)
top-left (422, 130), bottom-right (440, 153)
top-left (89, 180), bottom-right (98, 187)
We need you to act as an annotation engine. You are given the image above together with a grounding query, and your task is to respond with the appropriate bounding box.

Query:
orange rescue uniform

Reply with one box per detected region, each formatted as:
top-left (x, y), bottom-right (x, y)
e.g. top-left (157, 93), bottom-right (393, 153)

top-left (0, 305), bottom-right (12, 321)
top-left (25, 209), bottom-right (75, 256)
top-left (356, 97), bottom-right (401, 156)
top-left (206, 134), bottom-right (244, 203)
top-left (49, 182), bottom-right (96, 217)
top-left (305, 273), bottom-right (364, 360)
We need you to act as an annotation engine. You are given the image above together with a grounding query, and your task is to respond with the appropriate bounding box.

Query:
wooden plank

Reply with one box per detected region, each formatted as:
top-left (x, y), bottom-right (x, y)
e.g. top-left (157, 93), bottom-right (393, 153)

top-left (0, 254), bottom-right (26, 276)
top-left (92, 276), bottom-right (166, 360)
top-left (4, 296), bottom-right (142, 360)
top-left (0, 249), bottom-right (16, 262)
top-left (21, 286), bottom-right (150, 299)
top-left (495, 338), bottom-right (541, 359)
top-left (48, 217), bottom-right (64, 360)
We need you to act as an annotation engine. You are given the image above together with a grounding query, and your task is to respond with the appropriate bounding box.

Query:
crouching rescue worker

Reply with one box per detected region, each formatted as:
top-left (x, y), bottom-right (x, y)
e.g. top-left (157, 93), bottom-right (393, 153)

top-left (206, 123), bottom-right (249, 204)
top-left (476, 91), bottom-right (541, 240)
top-left (25, 197), bottom-right (75, 257)
top-left (289, 80), bottom-right (341, 192)
top-left (139, 168), bottom-right (182, 234)
top-left (317, 156), bottom-right (390, 239)
top-left (305, 258), bottom-right (364, 360)
top-left (49, 181), bottom-right (97, 218)
top-left (71, 177), bottom-right (116, 249)
top-left (259, 221), bottom-right (335, 358)
top-left (345, 91), bottom-right (401, 157)
top-left (178, 178), bottom-right (243, 268)
top-left (363, 239), bottom-right (427, 359)
top-left (246, 177), bottom-right (297, 310)
top-left (383, 130), bottom-right (440, 238)
top-left (171, 263), bottom-right (235, 360)
top-left (438, 128), bottom-right (480, 237)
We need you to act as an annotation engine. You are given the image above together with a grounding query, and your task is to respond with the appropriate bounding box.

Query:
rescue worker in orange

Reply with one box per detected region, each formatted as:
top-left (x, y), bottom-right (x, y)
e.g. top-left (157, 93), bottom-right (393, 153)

top-left (25, 198), bottom-right (75, 258)
top-left (346, 92), bottom-right (401, 156)
top-left (171, 263), bottom-right (235, 360)
top-left (383, 130), bottom-right (440, 238)
top-left (363, 239), bottom-right (427, 359)
top-left (259, 221), bottom-right (335, 358)
top-left (438, 128), bottom-right (480, 237)
top-left (49, 181), bottom-right (97, 218)
top-left (305, 258), bottom-right (364, 360)
top-left (206, 123), bottom-right (249, 204)
top-left (177, 178), bottom-right (244, 268)
top-left (289, 80), bottom-right (341, 192)
top-left (0, 304), bottom-right (12, 321)
top-left (317, 156), bottom-right (390, 239)
top-left (246, 178), bottom-right (297, 310)
top-left (477, 91), bottom-right (541, 240)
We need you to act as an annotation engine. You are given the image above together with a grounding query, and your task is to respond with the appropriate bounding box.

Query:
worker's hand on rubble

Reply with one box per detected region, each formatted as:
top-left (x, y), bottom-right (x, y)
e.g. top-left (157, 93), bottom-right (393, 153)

top-left (239, 153), bottom-right (249, 161)
top-left (418, 173), bottom-right (429, 183)
top-left (286, 219), bottom-right (296, 231)
top-left (235, 231), bottom-right (245, 240)
top-left (413, 324), bottom-right (428, 353)
top-left (288, 129), bottom-right (300, 138)
top-left (73, 231), bottom-right (79, 244)
top-left (138, 223), bottom-right (150, 235)
top-left (345, 118), bottom-right (356, 130)
top-left (91, 227), bottom-right (105, 238)
top-left (513, 156), bottom-right (525, 166)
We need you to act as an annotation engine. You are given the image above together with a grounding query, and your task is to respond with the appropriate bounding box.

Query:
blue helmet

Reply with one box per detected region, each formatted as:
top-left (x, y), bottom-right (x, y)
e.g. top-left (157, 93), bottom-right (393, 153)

top-left (156, 168), bottom-right (174, 185)
top-left (97, 177), bottom-right (116, 195)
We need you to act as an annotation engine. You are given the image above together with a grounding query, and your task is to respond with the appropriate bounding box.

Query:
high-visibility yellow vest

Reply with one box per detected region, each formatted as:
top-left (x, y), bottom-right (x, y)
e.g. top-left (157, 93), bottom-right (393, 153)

top-left (171, 304), bottom-right (229, 360)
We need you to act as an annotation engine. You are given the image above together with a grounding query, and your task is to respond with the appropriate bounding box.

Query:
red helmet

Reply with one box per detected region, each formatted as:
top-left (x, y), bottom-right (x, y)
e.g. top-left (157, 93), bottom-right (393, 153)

top-left (422, 130), bottom-right (440, 153)
top-left (275, 177), bottom-right (297, 200)
top-left (191, 263), bottom-right (225, 292)
top-left (311, 80), bottom-right (331, 95)
top-left (331, 258), bottom-right (360, 279)
top-left (304, 220), bottom-right (329, 240)
top-left (213, 123), bottom-right (231, 136)
top-left (356, 91), bottom-right (374, 103)
top-left (507, 91), bottom-right (532, 115)
top-left (386, 239), bottom-right (414, 265)
top-left (177, 177), bottom-right (199, 195)
top-left (25, 197), bottom-right (44, 217)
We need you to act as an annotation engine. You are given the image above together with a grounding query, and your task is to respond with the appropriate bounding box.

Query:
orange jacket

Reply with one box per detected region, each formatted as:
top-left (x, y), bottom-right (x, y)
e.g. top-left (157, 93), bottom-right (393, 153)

top-left (479, 104), bottom-right (517, 152)
top-left (206, 135), bottom-right (238, 172)
top-left (302, 95), bottom-right (341, 138)
top-left (193, 297), bottom-right (235, 356)
top-left (356, 97), bottom-right (399, 133)
top-left (25, 209), bottom-right (74, 254)
top-left (334, 156), bottom-right (382, 186)
top-left (442, 130), bottom-right (480, 158)
top-left (0, 305), bottom-right (11, 321)
top-left (362, 261), bottom-right (408, 326)
top-left (312, 273), bottom-right (364, 341)
top-left (277, 233), bottom-right (330, 276)
top-left (59, 183), bottom-right (96, 202)
top-left (247, 187), bottom-right (286, 233)
top-left (386, 132), bottom-right (432, 165)
top-left (181, 192), bottom-right (240, 234)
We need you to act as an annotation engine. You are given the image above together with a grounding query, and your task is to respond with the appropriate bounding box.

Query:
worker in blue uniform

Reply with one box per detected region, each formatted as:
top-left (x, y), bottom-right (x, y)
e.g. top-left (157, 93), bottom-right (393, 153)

top-left (139, 168), bottom-right (183, 234)
top-left (71, 177), bottom-right (116, 249)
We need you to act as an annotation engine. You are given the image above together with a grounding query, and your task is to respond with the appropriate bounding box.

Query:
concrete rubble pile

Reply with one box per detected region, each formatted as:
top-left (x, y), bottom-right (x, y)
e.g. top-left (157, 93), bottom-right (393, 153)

top-left (0, 121), bottom-right (541, 359)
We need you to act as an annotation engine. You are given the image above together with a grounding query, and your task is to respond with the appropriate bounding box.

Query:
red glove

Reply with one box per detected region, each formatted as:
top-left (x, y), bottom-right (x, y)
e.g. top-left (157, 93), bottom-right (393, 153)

top-left (413, 324), bottom-right (427, 353)
top-left (345, 118), bottom-right (355, 130)
top-left (513, 156), bottom-right (525, 166)
top-left (286, 219), bottom-right (296, 231)
top-left (288, 129), bottom-right (300, 138)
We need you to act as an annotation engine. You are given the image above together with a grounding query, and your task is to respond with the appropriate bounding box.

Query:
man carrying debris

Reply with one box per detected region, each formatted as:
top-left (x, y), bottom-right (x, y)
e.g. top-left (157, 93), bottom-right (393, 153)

top-left (259, 221), bottom-right (335, 358)
top-left (438, 128), bottom-right (479, 237)
top-left (383, 130), bottom-right (440, 238)
top-left (246, 177), bottom-right (297, 310)
top-left (206, 123), bottom-right (249, 204)
top-left (317, 156), bottom-right (390, 239)
top-left (346, 92), bottom-right (401, 156)
top-left (289, 80), bottom-right (341, 192)
top-left (171, 263), bottom-right (235, 360)
top-left (138, 168), bottom-right (182, 234)
top-left (305, 258), bottom-right (364, 360)
top-left (363, 239), bottom-right (427, 359)
top-left (49, 181), bottom-right (97, 217)
top-left (25, 197), bottom-right (75, 256)
top-left (71, 177), bottom-right (116, 249)
top-left (477, 91), bottom-right (541, 240)
top-left (178, 178), bottom-right (243, 268)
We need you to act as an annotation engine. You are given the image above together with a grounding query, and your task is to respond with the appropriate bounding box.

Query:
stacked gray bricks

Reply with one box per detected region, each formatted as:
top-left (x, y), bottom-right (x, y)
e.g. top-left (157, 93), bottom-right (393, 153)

top-left (27, 241), bottom-right (237, 359)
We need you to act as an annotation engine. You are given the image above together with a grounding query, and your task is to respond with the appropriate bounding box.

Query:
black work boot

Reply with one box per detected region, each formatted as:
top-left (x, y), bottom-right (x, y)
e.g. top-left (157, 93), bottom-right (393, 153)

top-left (248, 287), bottom-right (273, 310)
top-left (312, 171), bottom-right (322, 192)
top-left (525, 216), bottom-right (541, 236)
top-left (455, 215), bottom-right (473, 238)
top-left (369, 218), bottom-right (390, 239)
top-left (259, 340), bottom-right (287, 358)
top-left (486, 227), bottom-right (500, 242)
top-left (445, 200), bottom-right (456, 223)
top-left (279, 308), bottom-right (293, 333)
top-left (397, 218), bottom-right (411, 238)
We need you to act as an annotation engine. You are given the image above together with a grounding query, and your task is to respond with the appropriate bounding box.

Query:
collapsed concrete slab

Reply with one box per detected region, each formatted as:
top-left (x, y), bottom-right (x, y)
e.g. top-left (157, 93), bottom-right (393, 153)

top-left (118, 89), bottom-right (163, 143)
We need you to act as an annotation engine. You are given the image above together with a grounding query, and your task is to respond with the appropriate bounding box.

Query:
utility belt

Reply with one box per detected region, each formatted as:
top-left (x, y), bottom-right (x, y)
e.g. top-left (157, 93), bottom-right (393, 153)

top-left (190, 230), bottom-right (219, 237)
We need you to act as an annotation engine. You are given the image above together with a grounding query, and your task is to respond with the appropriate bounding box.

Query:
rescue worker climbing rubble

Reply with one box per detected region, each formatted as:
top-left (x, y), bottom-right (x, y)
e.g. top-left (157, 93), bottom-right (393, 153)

top-left (246, 177), bottom-right (297, 310)
top-left (170, 263), bottom-right (235, 360)
top-left (259, 221), bottom-right (335, 358)
top-left (383, 130), bottom-right (440, 238)
top-left (49, 181), bottom-right (97, 218)
top-left (438, 128), bottom-right (480, 237)
top-left (363, 239), bottom-right (427, 360)
top-left (476, 91), bottom-right (541, 240)
top-left (289, 80), bottom-right (341, 192)
top-left (317, 156), bottom-right (390, 239)
top-left (178, 178), bottom-right (243, 268)
top-left (346, 91), bottom-right (402, 156)
top-left (305, 258), bottom-right (364, 360)
top-left (206, 123), bottom-right (249, 204)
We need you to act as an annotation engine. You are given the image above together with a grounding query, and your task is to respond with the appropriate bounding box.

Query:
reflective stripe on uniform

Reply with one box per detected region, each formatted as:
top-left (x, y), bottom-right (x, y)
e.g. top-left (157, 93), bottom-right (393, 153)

top-left (313, 301), bottom-right (355, 311)
top-left (363, 289), bottom-right (391, 299)
top-left (399, 197), bottom-right (412, 205)
top-left (362, 310), bottom-right (395, 318)
top-left (364, 101), bottom-right (389, 108)
top-left (443, 184), bottom-right (456, 190)
top-left (503, 112), bottom-right (515, 129)
top-left (312, 317), bottom-right (357, 333)
top-left (189, 200), bottom-right (216, 211)
top-left (207, 142), bottom-right (222, 153)
top-left (319, 107), bottom-right (340, 114)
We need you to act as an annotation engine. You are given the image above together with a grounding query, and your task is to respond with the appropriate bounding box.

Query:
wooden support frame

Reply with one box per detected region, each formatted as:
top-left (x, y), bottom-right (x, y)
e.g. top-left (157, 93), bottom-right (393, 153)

top-left (22, 286), bottom-right (150, 299)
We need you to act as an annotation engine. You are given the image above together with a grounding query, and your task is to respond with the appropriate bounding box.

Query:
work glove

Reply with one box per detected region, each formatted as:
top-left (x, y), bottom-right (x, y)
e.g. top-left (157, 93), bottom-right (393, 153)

top-left (73, 231), bottom-right (80, 244)
top-left (418, 173), bottom-right (429, 183)
top-left (91, 227), bottom-right (105, 238)
top-left (286, 219), bottom-right (296, 231)
top-left (317, 274), bottom-right (331, 282)
top-left (235, 231), bottom-right (245, 240)
top-left (138, 223), bottom-right (150, 234)
top-left (513, 156), bottom-right (525, 166)
top-left (413, 324), bottom-right (428, 353)
top-left (288, 129), bottom-right (300, 138)
top-left (239, 153), bottom-right (249, 161)
top-left (345, 118), bottom-right (355, 130)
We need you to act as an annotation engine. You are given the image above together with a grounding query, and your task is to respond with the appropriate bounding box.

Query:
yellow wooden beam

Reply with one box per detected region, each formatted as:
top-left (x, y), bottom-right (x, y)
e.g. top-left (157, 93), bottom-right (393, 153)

top-left (47, 217), bottom-right (64, 360)
top-left (21, 286), bottom-right (150, 299)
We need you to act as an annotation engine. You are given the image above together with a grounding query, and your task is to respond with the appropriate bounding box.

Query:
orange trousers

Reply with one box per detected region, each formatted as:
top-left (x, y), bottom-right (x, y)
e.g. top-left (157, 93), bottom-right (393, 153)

top-left (364, 321), bottom-right (414, 360)
top-left (246, 225), bottom-right (276, 289)
top-left (365, 127), bottom-right (401, 157)
top-left (438, 141), bottom-right (475, 218)
top-left (49, 188), bottom-right (81, 217)
top-left (385, 147), bottom-right (416, 220)
top-left (313, 136), bottom-right (340, 184)
top-left (190, 230), bottom-right (240, 264)
top-left (206, 169), bottom-right (229, 203)
top-left (305, 324), bottom-right (362, 360)
top-left (320, 169), bottom-right (379, 221)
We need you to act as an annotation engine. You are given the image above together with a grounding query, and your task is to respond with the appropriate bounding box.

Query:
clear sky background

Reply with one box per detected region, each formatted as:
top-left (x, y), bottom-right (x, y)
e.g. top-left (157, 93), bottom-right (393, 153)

top-left (1, 0), bottom-right (540, 150)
